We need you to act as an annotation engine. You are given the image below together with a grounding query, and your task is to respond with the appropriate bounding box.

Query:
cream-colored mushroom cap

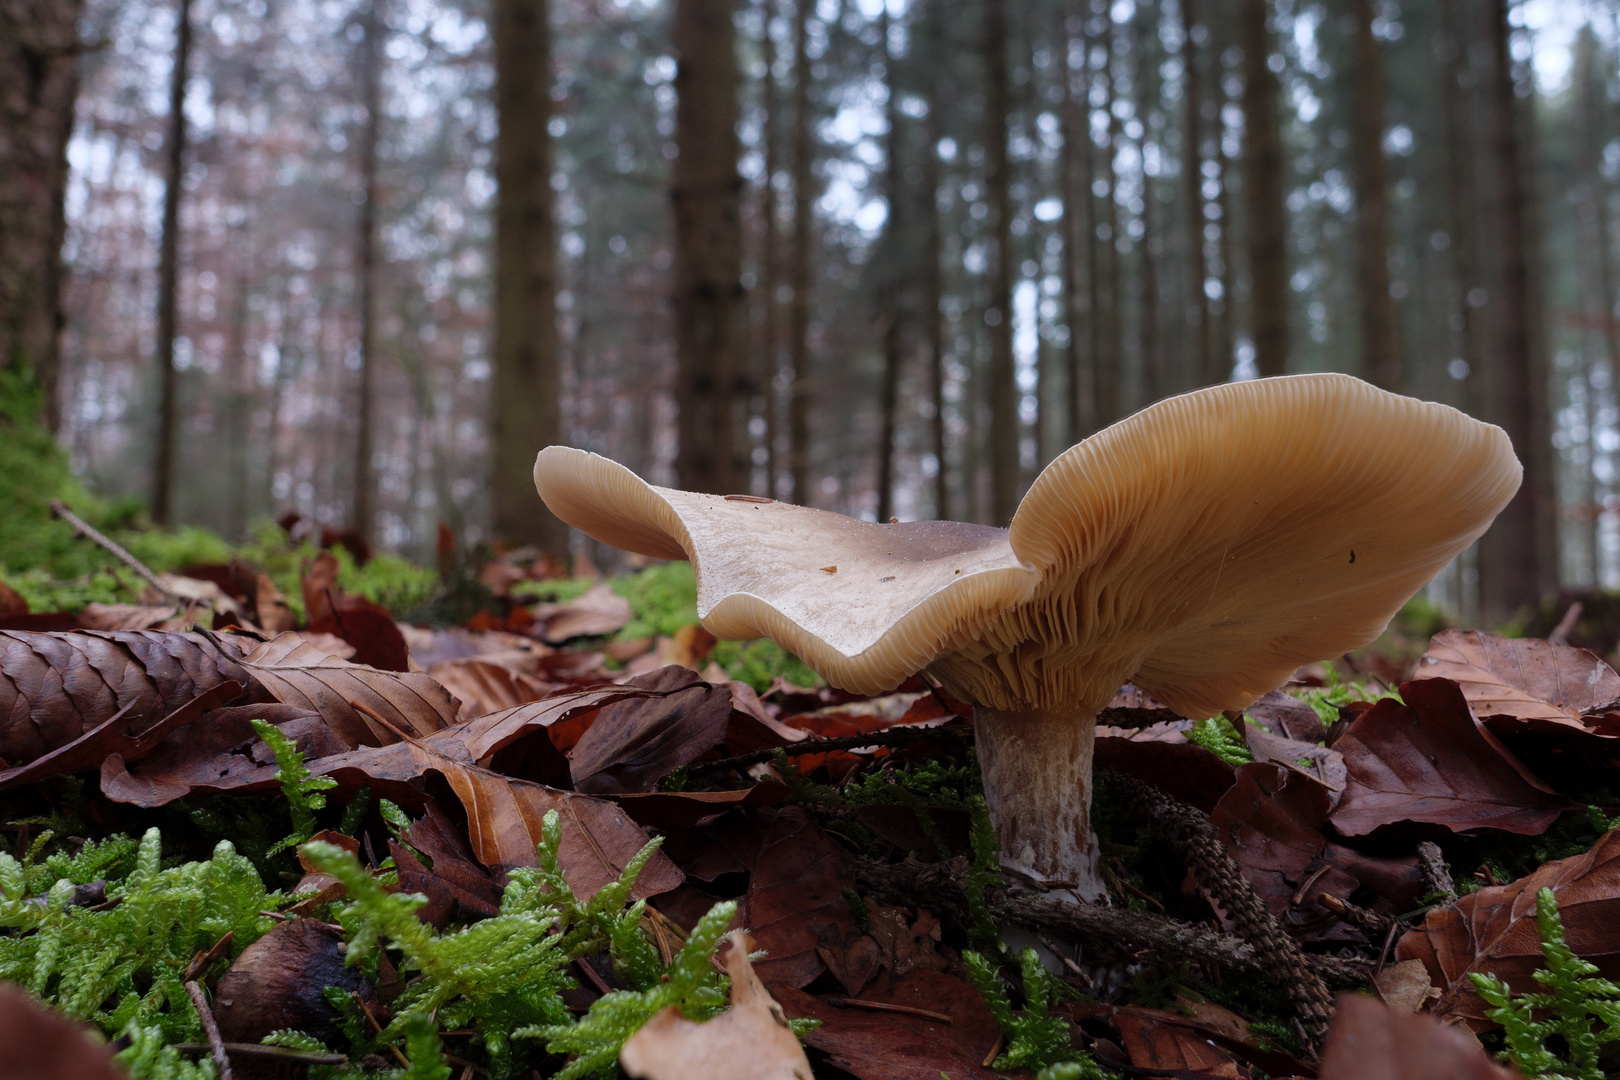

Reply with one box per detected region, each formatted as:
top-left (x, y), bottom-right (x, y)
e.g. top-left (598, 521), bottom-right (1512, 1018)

top-left (532, 446), bottom-right (1040, 694)
top-left (533, 373), bottom-right (1520, 711)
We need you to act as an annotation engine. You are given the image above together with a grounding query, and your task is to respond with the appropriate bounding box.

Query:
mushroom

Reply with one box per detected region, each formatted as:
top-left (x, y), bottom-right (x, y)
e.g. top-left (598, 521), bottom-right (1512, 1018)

top-left (533, 374), bottom-right (1520, 902)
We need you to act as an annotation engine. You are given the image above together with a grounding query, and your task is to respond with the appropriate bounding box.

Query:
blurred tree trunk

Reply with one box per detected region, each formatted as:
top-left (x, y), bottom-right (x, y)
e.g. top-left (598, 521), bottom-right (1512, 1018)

top-left (151, 0), bottom-right (194, 527)
top-left (1058, 14), bottom-right (1092, 442)
top-left (1239, 0), bottom-right (1287, 377)
top-left (1136, 16), bottom-right (1162, 402)
top-left (922, 29), bottom-right (949, 520)
top-left (1477, 0), bottom-right (1544, 620)
top-left (1180, 0), bottom-right (1214, 388)
top-left (788, 0), bottom-right (813, 504)
top-left (875, 10), bottom-right (902, 525)
top-left (353, 0), bottom-right (383, 544)
top-left (1096, 12), bottom-right (1123, 427)
top-left (758, 0), bottom-right (781, 498)
top-left (672, 0), bottom-right (743, 495)
top-left (1577, 27), bottom-right (1615, 580)
top-left (1439, 0), bottom-right (1482, 416)
top-left (0, 0), bottom-right (82, 433)
top-left (982, 0), bottom-right (1017, 523)
top-left (1350, 0), bottom-right (1399, 390)
top-left (492, 0), bottom-right (566, 553)
top-left (1214, 43), bottom-right (1237, 382)
top-left (224, 253), bottom-right (252, 540)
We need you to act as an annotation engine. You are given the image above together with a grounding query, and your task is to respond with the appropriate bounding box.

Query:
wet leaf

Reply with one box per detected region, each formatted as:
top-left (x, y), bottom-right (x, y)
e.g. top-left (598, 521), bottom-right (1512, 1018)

top-left (1113, 1006), bottom-right (1242, 1076)
top-left (1418, 629), bottom-right (1620, 736)
top-left (568, 667), bottom-right (741, 794)
top-left (1096, 720), bottom-right (1237, 812)
top-left (1395, 828), bottom-right (1620, 1029)
top-left (214, 917), bottom-right (377, 1047)
top-left (1316, 994), bottom-right (1516, 1079)
top-left (619, 931), bottom-right (813, 1080)
top-left (1328, 679), bottom-right (1571, 838)
top-left (739, 809), bottom-right (861, 990)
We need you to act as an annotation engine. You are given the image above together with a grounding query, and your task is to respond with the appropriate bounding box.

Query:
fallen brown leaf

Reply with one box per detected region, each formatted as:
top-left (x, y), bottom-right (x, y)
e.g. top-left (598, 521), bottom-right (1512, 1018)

top-left (619, 931), bottom-right (812, 1080)
top-left (0, 580), bottom-right (26, 618)
top-left (1395, 827), bottom-right (1620, 1029)
top-left (0, 982), bottom-right (128, 1080)
top-left (427, 657), bottom-right (553, 719)
top-left (740, 809), bottom-right (861, 990)
top-left (1329, 679), bottom-right (1571, 838)
top-left (1418, 629), bottom-right (1620, 736)
top-left (214, 917), bottom-right (377, 1047)
top-left (76, 603), bottom-right (179, 632)
top-left (1373, 959), bottom-right (1437, 1016)
top-left (0, 629), bottom-right (258, 767)
top-left (569, 668), bottom-right (741, 794)
top-left (1113, 1005), bottom-right (1242, 1077)
top-left (534, 583), bottom-right (633, 643)
top-left (237, 632), bottom-right (457, 745)
top-left (1096, 720), bottom-right (1237, 812)
top-left (1316, 994), bottom-right (1516, 1079)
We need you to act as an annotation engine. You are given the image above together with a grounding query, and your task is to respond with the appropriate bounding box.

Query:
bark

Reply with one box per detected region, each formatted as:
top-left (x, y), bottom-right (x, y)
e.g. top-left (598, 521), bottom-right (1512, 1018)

top-left (875, 10), bottom-right (902, 525)
top-left (1214, 49), bottom-right (1237, 383)
top-left (492, 0), bottom-right (566, 552)
top-left (1096, 14), bottom-right (1124, 427)
top-left (1439, 0), bottom-right (1483, 418)
top-left (1477, 0), bottom-right (1544, 621)
top-left (982, 0), bottom-right (1018, 525)
top-left (1350, 0), bottom-right (1400, 390)
top-left (788, 0), bottom-right (813, 505)
top-left (759, 0), bottom-right (782, 499)
top-left (1058, 15), bottom-right (1092, 442)
top-left (353, 0), bottom-right (383, 544)
top-left (1239, 0), bottom-right (1287, 377)
top-left (151, 0), bottom-right (194, 527)
top-left (1180, 0), bottom-right (1214, 388)
top-left (224, 259), bottom-right (252, 540)
top-left (672, 0), bottom-right (744, 495)
top-left (922, 55), bottom-right (949, 520)
top-left (1577, 28), bottom-right (1615, 581)
top-left (1136, 19), bottom-right (1162, 402)
top-left (0, 0), bottom-right (82, 431)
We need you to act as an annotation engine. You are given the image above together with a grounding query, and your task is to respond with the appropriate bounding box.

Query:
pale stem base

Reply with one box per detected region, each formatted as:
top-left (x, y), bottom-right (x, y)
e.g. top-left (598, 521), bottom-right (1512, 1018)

top-left (973, 703), bottom-right (1106, 904)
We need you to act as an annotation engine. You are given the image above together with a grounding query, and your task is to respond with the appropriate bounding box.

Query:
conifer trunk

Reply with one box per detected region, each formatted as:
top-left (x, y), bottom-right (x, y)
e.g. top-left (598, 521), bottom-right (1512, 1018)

top-left (788, 0), bottom-right (814, 504)
top-left (1180, 0), bottom-right (1214, 388)
top-left (353, 0), bottom-right (383, 544)
top-left (759, 0), bottom-right (782, 499)
top-left (1350, 0), bottom-right (1399, 390)
top-left (1096, 12), bottom-right (1123, 428)
top-left (672, 0), bottom-right (744, 495)
top-left (1240, 0), bottom-right (1287, 377)
top-left (922, 56), bottom-right (949, 520)
top-left (0, 0), bottom-right (83, 433)
top-left (1058, 14), bottom-right (1092, 441)
top-left (152, 0), bottom-right (194, 527)
top-left (492, 0), bottom-right (566, 552)
top-left (983, 0), bottom-right (1018, 524)
top-left (875, 11), bottom-right (902, 525)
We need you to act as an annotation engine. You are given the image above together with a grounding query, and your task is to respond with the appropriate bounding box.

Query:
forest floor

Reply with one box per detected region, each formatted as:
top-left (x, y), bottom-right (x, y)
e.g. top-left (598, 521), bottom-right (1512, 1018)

top-left (4, 519), bottom-right (1620, 1080)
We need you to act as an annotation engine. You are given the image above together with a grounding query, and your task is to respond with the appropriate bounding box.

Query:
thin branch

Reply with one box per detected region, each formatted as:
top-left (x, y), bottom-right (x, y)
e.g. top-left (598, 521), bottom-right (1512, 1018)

top-left (184, 980), bottom-right (233, 1080)
top-left (48, 499), bottom-right (174, 599)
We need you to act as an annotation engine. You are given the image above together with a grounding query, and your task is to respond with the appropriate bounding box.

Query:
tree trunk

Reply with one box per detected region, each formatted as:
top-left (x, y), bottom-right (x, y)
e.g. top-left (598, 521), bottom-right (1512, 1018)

top-left (875, 10), bottom-right (903, 525)
top-left (0, 0), bottom-right (82, 432)
top-left (1439, 0), bottom-right (1483, 417)
top-left (672, 0), bottom-right (743, 495)
top-left (151, 0), bottom-right (194, 527)
top-left (982, 0), bottom-right (1018, 524)
top-left (1058, 14), bottom-right (1092, 442)
top-left (1577, 26), bottom-right (1616, 583)
top-left (759, 0), bottom-right (782, 499)
top-left (923, 54), bottom-right (949, 520)
top-left (788, 0), bottom-right (814, 504)
top-left (1096, 13), bottom-right (1124, 427)
top-left (1476, 0), bottom-right (1543, 620)
top-left (1239, 0), bottom-right (1287, 377)
top-left (1137, 18), bottom-right (1162, 402)
top-left (353, 0), bottom-right (383, 544)
top-left (1180, 0), bottom-right (1214, 388)
top-left (1214, 43), bottom-right (1237, 382)
top-left (492, 0), bottom-right (566, 552)
top-left (1350, 0), bottom-right (1399, 390)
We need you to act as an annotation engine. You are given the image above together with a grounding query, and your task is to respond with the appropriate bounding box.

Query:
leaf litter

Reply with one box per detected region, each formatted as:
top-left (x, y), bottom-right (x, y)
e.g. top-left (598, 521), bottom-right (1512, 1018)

top-left (8, 554), bottom-right (1620, 1077)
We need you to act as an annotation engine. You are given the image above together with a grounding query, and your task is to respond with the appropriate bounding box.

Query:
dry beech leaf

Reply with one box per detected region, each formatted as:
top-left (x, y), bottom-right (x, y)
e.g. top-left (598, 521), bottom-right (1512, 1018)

top-left (1396, 827), bottom-right (1620, 1030)
top-left (427, 657), bottom-right (553, 719)
top-left (1328, 678), bottom-right (1571, 838)
top-left (75, 603), bottom-right (179, 632)
top-left (1112, 1007), bottom-right (1241, 1077)
top-left (1373, 959), bottom-right (1437, 1016)
top-left (534, 583), bottom-right (633, 643)
top-left (619, 931), bottom-right (812, 1080)
top-left (1418, 628), bottom-right (1620, 736)
top-left (1096, 720), bottom-right (1237, 812)
top-left (1317, 994), bottom-right (1516, 1080)
top-left (0, 982), bottom-right (128, 1080)
top-left (570, 667), bottom-right (737, 794)
top-left (0, 628), bottom-right (258, 767)
top-left (238, 632), bottom-right (458, 746)
top-left (739, 808), bottom-right (861, 990)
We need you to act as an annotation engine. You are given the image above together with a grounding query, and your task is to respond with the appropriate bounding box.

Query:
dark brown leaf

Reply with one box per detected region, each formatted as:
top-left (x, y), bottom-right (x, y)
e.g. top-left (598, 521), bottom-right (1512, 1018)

top-left (237, 632), bottom-right (457, 745)
top-left (740, 808), bottom-right (860, 990)
top-left (214, 918), bottom-right (376, 1047)
top-left (609, 784), bottom-right (788, 831)
top-left (0, 581), bottom-right (26, 618)
top-left (0, 629), bottom-right (257, 766)
top-left (76, 604), bottom-right (179, 632)
top-left (1328, 679), bottom-right (1571, 838)
top-left (0, 982), bottom-right (128, 1080)
top-left (427, 657), bottom-right (554, 719)
top-left (307, 603), bottom-right (411, 673)
top-left (1316, 994), bottom-right (1516, 1079)
top-left (569, 667), bottom-right (736, 794)
top-left (402, 800), bottom-right (504, 919)
top-left (1096, 720), bottom-right (1237, 812)
top-left (775, 973), bottom-right (1003, 1080)
top-left (1113, 1007), bottom-right (1242, 1076)
top-left (1247, 688), bottom-right (1331, 743)
top-left (1395, 827), bottom-right (1620, 1029)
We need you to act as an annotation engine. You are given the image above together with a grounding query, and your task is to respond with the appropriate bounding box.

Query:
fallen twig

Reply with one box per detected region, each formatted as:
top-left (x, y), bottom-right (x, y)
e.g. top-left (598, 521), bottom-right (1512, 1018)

top-left (686, 724), bottom-right (960, 776)
top-left (48, 499), bottom-right (175, 599)
top-left (827, 997), bottom-right (952, 1023)
top-left (184, 980), bottom-right (233, 1080)
top-left (171, 1042), bottom-right (347, 1066)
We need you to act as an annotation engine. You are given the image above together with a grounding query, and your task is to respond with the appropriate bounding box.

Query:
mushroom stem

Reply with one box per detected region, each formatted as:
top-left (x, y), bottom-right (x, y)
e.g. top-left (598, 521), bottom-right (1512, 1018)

top-left (972, 703), bottom-right (1106, 903)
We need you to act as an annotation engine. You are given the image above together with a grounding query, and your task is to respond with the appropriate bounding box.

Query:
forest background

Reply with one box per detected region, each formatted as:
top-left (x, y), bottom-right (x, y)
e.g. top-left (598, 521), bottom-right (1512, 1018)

top-left (0, 0), bottom-right (1611, 624)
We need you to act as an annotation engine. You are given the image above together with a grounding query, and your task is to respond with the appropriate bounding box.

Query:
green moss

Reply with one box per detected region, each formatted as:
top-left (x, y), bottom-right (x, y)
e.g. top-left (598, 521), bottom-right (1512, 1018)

top-left (712, 638), bottom-right (821, 692)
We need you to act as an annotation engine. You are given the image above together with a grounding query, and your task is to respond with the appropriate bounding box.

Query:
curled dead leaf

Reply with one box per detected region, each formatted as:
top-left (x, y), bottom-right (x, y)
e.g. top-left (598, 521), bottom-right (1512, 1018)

top-left (1317, 994), bottom-right (1516, 1080)
top-left (0, 982), bottom-right (127, 1080)
top-left (620, 931), bottom-right (812, 1080)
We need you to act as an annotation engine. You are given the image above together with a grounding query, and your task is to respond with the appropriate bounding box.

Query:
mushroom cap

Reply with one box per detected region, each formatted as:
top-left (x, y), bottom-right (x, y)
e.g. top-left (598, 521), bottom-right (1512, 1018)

top-left (532, 446), bottom-right (1040, 694)
top-left (534, 374), bottom-right (1520, 713)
